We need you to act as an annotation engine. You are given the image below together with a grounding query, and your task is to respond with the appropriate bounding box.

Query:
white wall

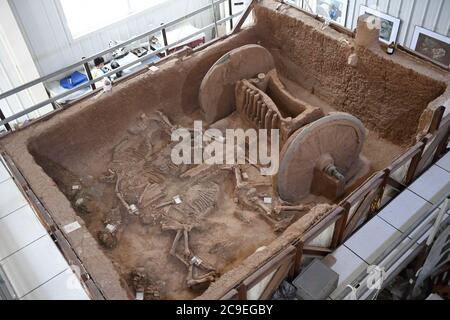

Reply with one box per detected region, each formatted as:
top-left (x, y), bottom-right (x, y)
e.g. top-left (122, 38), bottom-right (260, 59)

top-left (0, 0), bottom-right (53, 131)
top-left (289, 0), bottom-right (450, 48)
top-left (8, 0), bottom-right (217, 76)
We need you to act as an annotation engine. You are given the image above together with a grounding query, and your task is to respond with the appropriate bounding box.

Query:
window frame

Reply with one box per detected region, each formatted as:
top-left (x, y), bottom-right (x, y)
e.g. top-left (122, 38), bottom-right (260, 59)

top-left (55, 0), bottom-right (169, 42)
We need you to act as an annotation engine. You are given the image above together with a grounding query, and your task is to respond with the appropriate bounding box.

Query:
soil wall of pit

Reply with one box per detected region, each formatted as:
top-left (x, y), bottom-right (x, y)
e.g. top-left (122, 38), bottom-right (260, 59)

top-left (254, 0), bottom-right (447, 146)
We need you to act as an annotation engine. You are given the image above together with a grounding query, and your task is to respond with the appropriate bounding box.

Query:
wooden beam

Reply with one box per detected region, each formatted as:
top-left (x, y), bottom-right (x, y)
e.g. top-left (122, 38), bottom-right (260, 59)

top-left (427, 106), bottom-right (446, 135)
top-left (243, 246), bottom-right (295, 290)
top-left (386, 176), bottom-right (407, 191)
top-left (331, 204), bottom-right (349, 249)
top-left (220, 289), bottom-right (238, 300)
top-left (389, 143), bottom-right (423, 173)
top-left (434, 127), bottom-right (450, 163)
top-left (343, 189), bottom-right (379, 240)
top-left (237, 284), bottom-right (247, 300)
top-left (231, 0), bottom-right (255, 34)
top-left (405, 137), bottom-right (429, 184)
top-left (301, 206), bottom-right (344, 242)
top-left (289, 242), bottom-right (304, 280)
top-left (260, 260), bottom-right (293, 300)
top-left (303, 246), bottom-right (333, 256)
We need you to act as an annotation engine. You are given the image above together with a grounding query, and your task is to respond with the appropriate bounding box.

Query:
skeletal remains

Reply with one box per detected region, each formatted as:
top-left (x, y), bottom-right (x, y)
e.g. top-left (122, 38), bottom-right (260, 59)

top-left (93, 110), bottom-right (314, 293)
top-left (162, 220), bottom-right (218, 289)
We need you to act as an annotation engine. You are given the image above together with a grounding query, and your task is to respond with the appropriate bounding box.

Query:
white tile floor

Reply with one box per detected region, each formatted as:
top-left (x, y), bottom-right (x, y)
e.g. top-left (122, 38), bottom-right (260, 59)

top-left (328, 246), bottom-right (368, 300)
top-left (1, 235), bottom-right (69, 298)
top-left (344, 216), bottom-right (403, 265)
top-left (0, 158), bottom-right (89, 300)
top-left (436, 152), bottom-right (450, 173)
top-left (0, 161), bottom-right (10, 183)
top-left (0, 206), bottom-right (47, 261)
top-left (378, 189), bottom-right (432, 233)
top-left (21, 268), bottom-right (89, 300)
top-left (408, 165), bottom-right (450, 204)
top-left (0, 179), bottom-right (28, 219)
top-left (329, 160), bottom-right (450, 300)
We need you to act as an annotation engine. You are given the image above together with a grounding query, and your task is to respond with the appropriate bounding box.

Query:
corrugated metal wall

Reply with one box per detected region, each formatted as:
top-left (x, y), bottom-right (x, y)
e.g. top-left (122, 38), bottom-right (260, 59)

top-left (9, 0), bottom-right (450, 76)
top-left (290, 0), bottom-right (450, 48)
top-left (0, 0), bottom-right (53, 132)
top-left (8, 0), bottom-right (216, 75)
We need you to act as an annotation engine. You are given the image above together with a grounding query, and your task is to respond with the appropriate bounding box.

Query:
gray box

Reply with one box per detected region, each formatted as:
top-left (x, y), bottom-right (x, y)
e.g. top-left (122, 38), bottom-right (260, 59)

top-left (293, 259), bottom-right (339, 300)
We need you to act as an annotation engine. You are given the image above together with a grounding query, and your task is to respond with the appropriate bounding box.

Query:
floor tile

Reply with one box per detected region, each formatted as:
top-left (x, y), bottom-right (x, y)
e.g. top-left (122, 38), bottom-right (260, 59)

top-left (0, 206), bottom-right (47, 261)
top-left (1, 235), bottom-right (69, 298)
top-left (21, 269), bottom-right (89, 300)
top-left (378, 189), bottom-right (432, 233)
top-left (0, 179), bottom-right (27, 219)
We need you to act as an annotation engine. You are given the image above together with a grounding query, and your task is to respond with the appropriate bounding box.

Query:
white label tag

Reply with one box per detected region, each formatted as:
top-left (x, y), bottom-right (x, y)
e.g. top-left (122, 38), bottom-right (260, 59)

top-left (63, 221), bottom-right (81, 234)
top-left (106, 224), bottom-right (117, 233)
top-left (264, 197), bottom-right (272, 204)
top-left (173, 196), bottom-right (182, 204)
top-left (136, 291), bottom-right (144, 300)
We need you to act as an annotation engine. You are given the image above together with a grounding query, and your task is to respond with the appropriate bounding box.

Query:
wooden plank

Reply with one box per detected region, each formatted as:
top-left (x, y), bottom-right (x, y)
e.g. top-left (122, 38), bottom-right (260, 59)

top-left (303, 246), bottom-right (332, 256)
top-left (369, 169), bottom-right (391, 220)
top-left (237, 284), bottom-right (247, 300)
top-left (386, 176), bottom-right (407, 191)
top-left (427, 106), bottom-right (445, 135)
top-left (300, 206), bottom-right (344, 242)
top-left (260, 260), bottom-right (293, 300)
top-left (220, 289), bottom-right (238, 300)
top-left (343, 186), bottom-right (381, 240)
top-left (405, 135), bottom-right (430, 184)
top-left (84, 279), bottom-right (105, 300)
top-left (243, 246), bottom-right (296, 289)
top-left (289, 242), bottom-right (304, 280)
top-left (1, 153), bottom-right (29, 189)
top-left (344, 171), bottom-right (385, 204)
top-left (388, 143), bottom-right (423, 173)
top-left (331, 203), bottom-right (349, 249)
top-left (434, 127), bottom-right (450, 163)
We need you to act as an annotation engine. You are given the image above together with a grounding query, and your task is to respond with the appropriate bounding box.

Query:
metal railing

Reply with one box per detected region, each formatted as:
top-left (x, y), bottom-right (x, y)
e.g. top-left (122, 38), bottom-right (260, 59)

top-left (0, 264), bottom-right (17, 300)
top-left (0, 0), bottom-right (249, 130)
top-left (337, 193), bottom-right (450, 300)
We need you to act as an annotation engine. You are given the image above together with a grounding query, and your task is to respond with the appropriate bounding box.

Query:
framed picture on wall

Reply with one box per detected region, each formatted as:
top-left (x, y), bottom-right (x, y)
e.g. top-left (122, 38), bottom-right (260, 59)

top-left (411, 27), bottom-right (450, 67)
top-left (308, 0), bottom-right (349, 27)
top-left (359, 5), bottom-right (400, 45)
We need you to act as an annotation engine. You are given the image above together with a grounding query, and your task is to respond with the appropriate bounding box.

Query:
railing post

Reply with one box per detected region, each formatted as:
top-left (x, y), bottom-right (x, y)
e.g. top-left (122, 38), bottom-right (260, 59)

top-left (231, 0), bottom-right (255, 34)
top-left (427, 106), bottom-right (445, 135)
top-left (369, 168), bottom-right (390, 218)
top-left (331, 204), bottom-right (350, 248)
top-left (161, 24), bottom-right (169, 57)
top-left (405, 137), bottom-right (429, 185)
top-left (289, 241), bottom-right (304, 280)
top-left (228, 0), bottom-right (234, 30)
top-left (82, 57), bottom-right (96, 91)
top-left (0, 108), bottom-right (12, 132)
top-left (211, 0), bottom-right (219, 38)
top-left (433, 126), bottom-right (450, 162)
top-left (237, 283), bottom-right (247, 300)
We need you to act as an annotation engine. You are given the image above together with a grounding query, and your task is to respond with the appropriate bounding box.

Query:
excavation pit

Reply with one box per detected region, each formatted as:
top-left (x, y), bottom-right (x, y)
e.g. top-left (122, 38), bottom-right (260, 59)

top-left (1, 0), bottom-right (449, 300)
